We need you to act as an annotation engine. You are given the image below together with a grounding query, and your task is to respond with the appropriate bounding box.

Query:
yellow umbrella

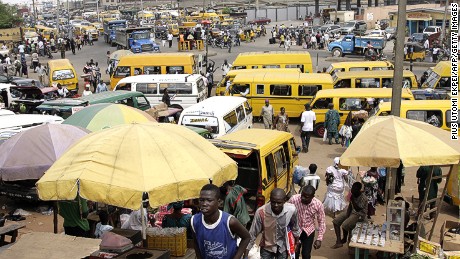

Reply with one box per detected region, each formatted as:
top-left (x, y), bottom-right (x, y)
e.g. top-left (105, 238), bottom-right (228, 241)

top-left (340, 116), bottom-right (460, 167)
top-left (36, 123), bottom-right (237, 210)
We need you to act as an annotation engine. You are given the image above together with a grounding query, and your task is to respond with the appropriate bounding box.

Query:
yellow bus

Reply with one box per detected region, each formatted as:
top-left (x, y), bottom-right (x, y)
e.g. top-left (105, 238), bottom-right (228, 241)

top-left (74, 25), bottom-right (99, 40)
top-left (211, 129), bottom-right (299, 215)
top-left (332, 70), bottom-right (418, 89)
top-left (34, 25), bottom-right (57, 40)
top-left (216, 68), bottom-right (302, 96)
top-left (231, 51), bottom-right (314, 73)
top-left (228, 70), bottom-right (333, 117)
top-left (309, 88), bottom-right (415, 136)
top-left (47, 59), bottom-right (78, 90)
top-left (421, 61), bottom-right (451, 90)
top-left (110, 53), bottom-right (197, 89)
top-left (326, 61), bottom-right (394, 76)
top-left (370, 100), bottom-right (454, 131)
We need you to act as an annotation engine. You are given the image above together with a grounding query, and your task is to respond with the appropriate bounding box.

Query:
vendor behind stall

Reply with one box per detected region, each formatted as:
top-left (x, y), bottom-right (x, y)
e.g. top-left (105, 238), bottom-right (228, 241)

top-left (162, 201), bottom-right (192, 238)
top-left (58, 196), bottom-right (90, 238)
top-left (331, 182), bottom-right (367, 249)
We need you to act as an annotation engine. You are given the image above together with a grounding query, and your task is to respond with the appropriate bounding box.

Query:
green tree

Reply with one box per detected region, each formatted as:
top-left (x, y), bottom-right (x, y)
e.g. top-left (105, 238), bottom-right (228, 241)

top-left (222, 7), bottom-right (231, 14)
top-left (0, 3), bottom-right (22, 28)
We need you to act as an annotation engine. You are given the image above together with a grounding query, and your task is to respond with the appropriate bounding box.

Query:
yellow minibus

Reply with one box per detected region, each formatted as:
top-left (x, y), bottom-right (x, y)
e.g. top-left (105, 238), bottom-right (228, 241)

top-left (110, 53), bottom-right (197, 89)
top-left (231, 51), bottom-right (314, 73)
top-left (229, 70), bottom-right (333, 117)
top-left (332, 70), bottom-right (418, 89)
top-left (309, 88), bottom-right (415, 136)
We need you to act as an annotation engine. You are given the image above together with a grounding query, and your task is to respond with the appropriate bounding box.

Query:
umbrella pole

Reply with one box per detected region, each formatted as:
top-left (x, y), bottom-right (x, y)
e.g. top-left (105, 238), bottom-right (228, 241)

top-left (53, 202), bottom-right (58, 234)
top-left (141, 205), bottom-right (146, 241)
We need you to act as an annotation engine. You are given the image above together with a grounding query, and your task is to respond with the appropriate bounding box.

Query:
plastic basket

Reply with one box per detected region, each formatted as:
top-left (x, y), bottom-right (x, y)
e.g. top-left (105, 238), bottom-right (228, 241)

top-left (147, 230), bottom-right (187, 256)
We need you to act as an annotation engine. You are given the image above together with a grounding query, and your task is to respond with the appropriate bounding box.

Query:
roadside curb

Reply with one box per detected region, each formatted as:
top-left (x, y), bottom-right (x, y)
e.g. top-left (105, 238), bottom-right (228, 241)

top-left (324, 57), bottom-right (435, 67)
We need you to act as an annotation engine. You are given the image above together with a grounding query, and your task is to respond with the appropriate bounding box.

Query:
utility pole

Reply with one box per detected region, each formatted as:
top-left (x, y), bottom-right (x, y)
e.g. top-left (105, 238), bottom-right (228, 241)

top-left (32, 0), bottom-right (37, 22)
top-left (439, 0), bottom-right (449, 43)
top-left (390, 0), bottom-right (407, 117)
top-left (56, 0), bottom-right (60, 34)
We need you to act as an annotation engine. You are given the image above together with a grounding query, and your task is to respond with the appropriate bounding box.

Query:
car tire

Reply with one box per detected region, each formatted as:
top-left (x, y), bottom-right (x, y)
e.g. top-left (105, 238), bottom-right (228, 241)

top-left (332, 48), bottom-right (343, 57)
top-left (314, 124), bottom-right (325, 138)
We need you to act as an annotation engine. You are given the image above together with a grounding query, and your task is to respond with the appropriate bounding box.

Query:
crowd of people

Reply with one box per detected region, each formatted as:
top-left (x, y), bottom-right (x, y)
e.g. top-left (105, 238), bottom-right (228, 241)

top-left (269, 24), bottom-right (332, 51)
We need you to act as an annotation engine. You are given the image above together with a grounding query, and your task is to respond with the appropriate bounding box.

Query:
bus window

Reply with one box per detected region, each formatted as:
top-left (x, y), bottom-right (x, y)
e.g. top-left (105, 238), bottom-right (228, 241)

top-left (356, 78), bottom-right (379, 88)
top-left (265, 154), bottom-right (275, 182)
top-left (233, 66), bottom-right (246, 70)
top-left (334, 79), bottom-right (351, 88)
top-left (270, 85), bottom-right (291, 96)
top-left (263, 65), bottom-right (280, 69)
top-left (251, 66), bottom-right (258, 69)
top-left (166, 66), bottom-right (184, 74)
top-left (403, 78), bottom-right (412, 88)
top-left (223, 110), bottom-right (238, 131)
top-left (349, 67), bottom-right (368, 71)
top-left (372, 67), bottom-right (392, 70)
top-left (312, 98), bottom-right (332, 109)
top-left (235, 105), bottom-right (245, 122)
top-left (116, 83), bottom-right (131, 91)
top-left (339, 98), bottom-right (366, 111)
top-left (136, 83), bottom-right (157, 94)
top-left (114, 66), bottom-right (130, 77)
top-left (160, 83), bottom-right (192, 94)
top-left (244, 101), bottom-right (252, 115)
top-left (407, 110), bottom-right (443, 127)
top-left (256, 85), bottom-right (264, 94)
top-left (231, 84), bottom-right (250, 95)
top-left (382, 78), bottom-right (393, 88)
top-left (298, 85), bottom-right (321, 96)
top-left (285, 64), bottom-right (304, 72)
top-left (144, 66), bottom-right (161, 74)
top-left (446, 110), bottom-right (453, 128)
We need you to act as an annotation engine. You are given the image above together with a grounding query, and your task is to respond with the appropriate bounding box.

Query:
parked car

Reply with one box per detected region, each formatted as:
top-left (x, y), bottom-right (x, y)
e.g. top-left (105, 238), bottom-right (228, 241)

top-left (339, 20), bottom-right (367, 35)
top-left (320, 24), bottom-right (341, 33)
top-left (411, 33), bottom-right (428, 44)
top-left (11, 78), bottom-right (45, 89)
top-left (385, 27), bottom-right (396, 40)
top-left (423, 26), bottom-right (441, 36)
top-left (0, 75), bottom-right (22, 84)
top-left (248, 17), bottom-right (271, 25)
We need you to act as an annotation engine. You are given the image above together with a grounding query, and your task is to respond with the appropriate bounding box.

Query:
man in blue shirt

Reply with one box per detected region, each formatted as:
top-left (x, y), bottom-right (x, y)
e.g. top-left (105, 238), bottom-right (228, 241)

top-left (191, 184), bottom-right (250, 259)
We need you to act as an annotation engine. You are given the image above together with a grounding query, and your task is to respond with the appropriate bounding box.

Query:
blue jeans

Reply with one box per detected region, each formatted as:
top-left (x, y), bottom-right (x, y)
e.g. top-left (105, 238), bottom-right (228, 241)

top-left (301, 131), bottom-right (312, 150)
top-left (260, 248), bottom-right (288, 259)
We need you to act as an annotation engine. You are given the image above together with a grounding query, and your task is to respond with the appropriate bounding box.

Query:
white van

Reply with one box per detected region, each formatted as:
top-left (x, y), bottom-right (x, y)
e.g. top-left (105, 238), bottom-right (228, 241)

top-left (178, 96), bottom-right (253, 138)
top-left (0, 114), bottom-right (64, 143)
top-left (113, 74), bottom-right (207, 109)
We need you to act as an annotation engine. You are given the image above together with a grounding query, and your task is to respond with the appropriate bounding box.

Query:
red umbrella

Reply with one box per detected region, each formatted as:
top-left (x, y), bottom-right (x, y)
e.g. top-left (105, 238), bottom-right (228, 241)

top-left (201, 20), bottom-right (212, 25)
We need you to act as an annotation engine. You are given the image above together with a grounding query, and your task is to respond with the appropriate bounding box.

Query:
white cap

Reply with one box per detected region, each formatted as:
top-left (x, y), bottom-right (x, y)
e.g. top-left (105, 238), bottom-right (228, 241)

top-left (334, 157), bottom-right (340, 165)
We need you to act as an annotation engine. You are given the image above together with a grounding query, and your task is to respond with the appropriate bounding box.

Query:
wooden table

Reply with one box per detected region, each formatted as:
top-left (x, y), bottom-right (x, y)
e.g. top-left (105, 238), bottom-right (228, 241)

top-left (0, 222), bottom-right (25, 246)
top-left (0, 232), bottom-right (101, 259)
top-left (349, 240), bottom-right (404, 259)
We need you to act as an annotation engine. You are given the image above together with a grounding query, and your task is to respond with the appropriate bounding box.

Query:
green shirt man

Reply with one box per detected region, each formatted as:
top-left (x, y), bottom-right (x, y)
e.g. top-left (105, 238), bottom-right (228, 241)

top-left (58, 196), bottom-right (90, 237)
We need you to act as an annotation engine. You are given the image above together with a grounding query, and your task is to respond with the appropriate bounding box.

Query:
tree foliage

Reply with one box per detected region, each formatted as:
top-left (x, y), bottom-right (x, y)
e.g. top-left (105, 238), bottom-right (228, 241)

top-left (0, 3), bottom-right (22, 29)
top-left (222, 7), bottom-right (231, 14)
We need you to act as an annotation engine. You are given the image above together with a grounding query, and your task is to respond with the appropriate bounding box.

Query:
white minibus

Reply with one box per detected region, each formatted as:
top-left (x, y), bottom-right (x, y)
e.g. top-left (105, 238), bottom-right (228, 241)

top-left (113, 74), bottom-right (207, 109)
top-left (178, 96), bottom-right (253, 138)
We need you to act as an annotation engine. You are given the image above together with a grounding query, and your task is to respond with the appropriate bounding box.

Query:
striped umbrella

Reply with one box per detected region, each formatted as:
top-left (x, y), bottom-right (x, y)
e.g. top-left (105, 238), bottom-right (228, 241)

top-left (63, 103), bottom-right (156, 132)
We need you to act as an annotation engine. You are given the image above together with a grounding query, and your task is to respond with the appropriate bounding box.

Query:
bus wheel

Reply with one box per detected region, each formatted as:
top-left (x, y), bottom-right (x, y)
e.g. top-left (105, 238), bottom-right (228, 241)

top-left (314, 124), bottom-right (325, 138)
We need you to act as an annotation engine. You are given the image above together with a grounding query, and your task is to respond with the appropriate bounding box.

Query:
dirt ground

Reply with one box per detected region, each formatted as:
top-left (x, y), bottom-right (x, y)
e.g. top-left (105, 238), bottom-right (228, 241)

top-left (0, 122), bottom-right (458, 258)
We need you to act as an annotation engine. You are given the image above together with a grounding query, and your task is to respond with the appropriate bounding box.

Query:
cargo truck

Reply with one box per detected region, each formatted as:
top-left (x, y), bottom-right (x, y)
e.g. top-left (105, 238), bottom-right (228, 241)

top-left (113, 27), bottom-right (160, 53)
top-left (328, 34), bottom-right (386, 57)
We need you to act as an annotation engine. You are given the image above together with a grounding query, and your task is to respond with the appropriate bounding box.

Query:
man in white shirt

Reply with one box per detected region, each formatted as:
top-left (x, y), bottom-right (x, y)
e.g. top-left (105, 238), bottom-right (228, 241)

top-left (1, 43), bottom-right (7, 50)
top-left (38, 40), bottom-right (44, 56)
top-left (423, 39), bottom-right (429, 50)
top-left (82, 84), bottom-right (92, 96)
top-left (57, 83), bottom-right (69, 98)
top-left (167, 33), bottom-right (173, 48)
top-left (18, 43), bottom-right (25, 54)
top-left (300, 103), bottom-right (316, 153)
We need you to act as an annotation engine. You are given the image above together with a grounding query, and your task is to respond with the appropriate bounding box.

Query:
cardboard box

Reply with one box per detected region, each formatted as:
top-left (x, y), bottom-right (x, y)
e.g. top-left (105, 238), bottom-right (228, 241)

top-left (441, 220), bottom-right (460, 251)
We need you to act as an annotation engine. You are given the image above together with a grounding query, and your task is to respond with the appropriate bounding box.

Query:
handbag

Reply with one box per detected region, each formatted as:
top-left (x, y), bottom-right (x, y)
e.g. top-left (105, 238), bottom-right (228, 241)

top-left (322, 129), bottom-right (328, 142)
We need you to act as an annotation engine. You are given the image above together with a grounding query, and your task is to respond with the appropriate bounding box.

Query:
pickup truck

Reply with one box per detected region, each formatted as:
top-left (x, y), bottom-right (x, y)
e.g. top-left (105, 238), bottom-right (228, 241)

top-left (328, 34), bottom-right (386, 57)
top-left (114, 27), bottom-right (160, 53)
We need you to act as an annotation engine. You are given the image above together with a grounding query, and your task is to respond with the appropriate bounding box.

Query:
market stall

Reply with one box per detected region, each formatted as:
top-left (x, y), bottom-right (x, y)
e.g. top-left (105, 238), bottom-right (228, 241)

top-left (35, 123), bottom-right (238, 256)
top-left (340, 116), bottom-right (460, 258)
